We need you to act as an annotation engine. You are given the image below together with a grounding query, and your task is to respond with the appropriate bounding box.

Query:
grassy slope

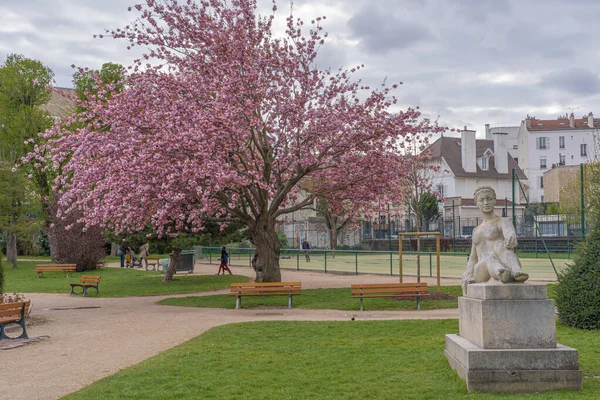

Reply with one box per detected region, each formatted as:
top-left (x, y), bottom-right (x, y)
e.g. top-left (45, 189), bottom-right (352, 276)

top-left (63, 320), bottom-right (600, 400)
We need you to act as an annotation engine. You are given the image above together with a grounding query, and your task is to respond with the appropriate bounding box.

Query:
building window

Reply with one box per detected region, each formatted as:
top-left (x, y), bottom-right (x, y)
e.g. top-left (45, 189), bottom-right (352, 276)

top-left (481, 157), bottom-right (488, 170)
top-left (537, 137), bottom-right (547, 149)
top-left (559, 154), bottom-right (565, 165)
top-left (581, 144), bottom-right (588, 157)
top-left (539, 176), bottom-right (544, 188)
top-left (540, 157), bottom-right (547, 169)
top-left (514, 157), bottom-right (518, 165)
top-left (559, 136), bottom-right (565, 149)
top-left (436, 184), bottom-right (445, 197)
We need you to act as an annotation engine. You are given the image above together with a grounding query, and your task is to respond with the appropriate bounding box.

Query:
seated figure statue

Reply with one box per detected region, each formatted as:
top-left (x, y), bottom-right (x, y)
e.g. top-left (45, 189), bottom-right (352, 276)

top-left (462, 186), bottom-right (529, 295)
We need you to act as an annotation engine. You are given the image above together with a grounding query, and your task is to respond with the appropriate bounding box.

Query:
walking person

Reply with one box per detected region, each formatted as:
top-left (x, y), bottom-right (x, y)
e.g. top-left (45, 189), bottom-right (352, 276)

top-left (139, 242), bottom-right (150, 269)
top-left (302, 238), bottom-right (311, 262)
top-left (216, 246), bottom-right (232, 275)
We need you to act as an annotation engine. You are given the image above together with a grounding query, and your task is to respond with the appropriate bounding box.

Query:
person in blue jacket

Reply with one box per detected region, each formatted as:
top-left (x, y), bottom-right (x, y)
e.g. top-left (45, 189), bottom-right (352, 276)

top-left (302, 238), bottom-right (311, 262)
top-left (216, 246), bottom-right (232, 275)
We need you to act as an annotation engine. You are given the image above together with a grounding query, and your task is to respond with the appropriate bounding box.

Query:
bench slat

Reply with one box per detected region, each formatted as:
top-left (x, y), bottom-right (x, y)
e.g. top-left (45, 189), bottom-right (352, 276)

top-left (230, 286), bottom-right (301, 293)
top-left (351, 283), bottom-right (427, 289)
top-left (352, 288), bottom-right (427, 294)
top-left (351, 293), bottom-right (430, 298)
top-left (228, 293), bottom-right (302, 297)
top-left (231, 282), bottom-right (301, 288)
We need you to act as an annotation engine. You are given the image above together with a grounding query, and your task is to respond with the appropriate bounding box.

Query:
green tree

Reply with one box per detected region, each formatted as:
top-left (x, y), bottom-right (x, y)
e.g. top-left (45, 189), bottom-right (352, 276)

top-left (41, 63), bottom-right (128, 270)
top-left (0, 54), bottom-right (53, 265)
top-left (72, 62), bottom-right (125, 113)
top-left (0, 162), bottom-right (42, 267)
top-left (414, 191), bottom-right (440, 231)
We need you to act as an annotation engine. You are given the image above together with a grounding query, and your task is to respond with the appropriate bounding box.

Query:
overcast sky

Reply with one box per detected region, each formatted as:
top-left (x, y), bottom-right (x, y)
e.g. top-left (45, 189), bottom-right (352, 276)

top-left (2, 0), bottom-right (600, 137)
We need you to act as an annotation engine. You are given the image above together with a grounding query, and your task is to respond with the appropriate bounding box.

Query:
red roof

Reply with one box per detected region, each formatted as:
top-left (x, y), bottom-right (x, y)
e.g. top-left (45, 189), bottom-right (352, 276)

top-left (527, 117), bottom-right (597, 131)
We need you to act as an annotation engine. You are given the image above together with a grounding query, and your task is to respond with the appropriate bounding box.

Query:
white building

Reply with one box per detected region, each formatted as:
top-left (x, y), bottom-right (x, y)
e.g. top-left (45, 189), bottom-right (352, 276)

top-left (428, 127), bottom-right (527, 202)
top-left (485, 124), bottom-right (520, 162)
top-left (517, 113), bottom-right (597, 203)
top-left (426, 128), bottom-right (527, 236)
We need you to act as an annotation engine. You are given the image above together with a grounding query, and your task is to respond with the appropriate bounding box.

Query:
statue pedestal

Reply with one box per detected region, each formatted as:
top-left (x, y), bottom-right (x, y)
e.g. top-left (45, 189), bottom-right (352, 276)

top-left (445, 283), bottom-right (582, 393)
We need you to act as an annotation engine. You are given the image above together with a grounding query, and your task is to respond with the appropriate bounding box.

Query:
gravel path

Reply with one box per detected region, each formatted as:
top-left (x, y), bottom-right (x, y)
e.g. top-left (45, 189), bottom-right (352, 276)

top-left (0, 263), bottom-right (464, 400)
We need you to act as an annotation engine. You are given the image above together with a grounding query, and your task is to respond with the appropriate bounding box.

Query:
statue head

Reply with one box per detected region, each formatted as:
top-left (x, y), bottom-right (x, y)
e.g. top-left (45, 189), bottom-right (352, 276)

top-left (474, 186), bottom-right (497, 212)
top-left (473, 186), bottom-right (497, 202)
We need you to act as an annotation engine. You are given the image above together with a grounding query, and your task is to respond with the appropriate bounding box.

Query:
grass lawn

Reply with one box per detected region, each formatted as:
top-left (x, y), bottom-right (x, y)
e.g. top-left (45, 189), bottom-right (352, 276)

top-left (3, 261), bottom-right (248, 297)
top-left (63, 319), bottom-right (600, 400)
top-left (158, 285), bottom-right (464, 310)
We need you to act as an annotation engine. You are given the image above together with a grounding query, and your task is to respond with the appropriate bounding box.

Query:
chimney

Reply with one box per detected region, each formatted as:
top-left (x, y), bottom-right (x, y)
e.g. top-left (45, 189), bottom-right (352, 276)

top-left (493, 132), bottom-right (508, 174)
top-left (569, 113), bottom-right (575, 128)
top-left (485, 124), bottom-right (491, 140)
top-left (525, 119), bottom-right (532, 129)
top-left (461, 126), bottom-right (477, 173)
top-left (588, 112), bottom-right (594, 128)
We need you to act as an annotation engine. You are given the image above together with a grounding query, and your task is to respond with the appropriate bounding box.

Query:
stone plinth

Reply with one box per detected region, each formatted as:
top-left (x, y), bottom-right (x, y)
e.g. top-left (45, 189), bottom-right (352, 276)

top-left (445, 283), bottom-right (582, 393)
top-left (459, 283), bottom-right (555, 349)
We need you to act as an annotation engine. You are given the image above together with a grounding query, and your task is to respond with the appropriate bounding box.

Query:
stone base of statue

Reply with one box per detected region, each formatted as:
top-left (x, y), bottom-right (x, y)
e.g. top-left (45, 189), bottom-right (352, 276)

top-left (444, 282), bottom-right (582, 393)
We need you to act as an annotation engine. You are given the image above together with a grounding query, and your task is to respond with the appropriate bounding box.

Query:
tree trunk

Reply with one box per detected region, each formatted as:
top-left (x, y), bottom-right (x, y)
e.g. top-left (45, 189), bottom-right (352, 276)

top-left (6, 232), bottom-right (18, 268)
top-left (331, 228), bottom-right (338, 258)
top-left (163, 248), bottom-right (181, 282)
top-left (250, 224), bottom-right (281, 282)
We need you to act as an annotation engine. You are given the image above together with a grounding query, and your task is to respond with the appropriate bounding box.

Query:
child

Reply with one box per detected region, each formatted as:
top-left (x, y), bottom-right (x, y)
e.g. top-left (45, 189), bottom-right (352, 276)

top-left (125, 247), bottom-right (133, 268)
top-left (216, 246), bottom-right (232, 275)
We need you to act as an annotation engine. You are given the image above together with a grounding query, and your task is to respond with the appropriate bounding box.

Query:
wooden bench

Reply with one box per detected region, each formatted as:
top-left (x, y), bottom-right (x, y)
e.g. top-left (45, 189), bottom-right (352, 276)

top-left (229, 282), bottom-right (302, 309)
top-left (351, 282), bottom-right (429, 311)
top-left (69, 275), bottom-right (101, 297)
top-left (0, 300), bottom-right (31, 340)
top-left (145, 257), bottom-right (161, 271)
top-left (34, 264), bottom-right (76, 278)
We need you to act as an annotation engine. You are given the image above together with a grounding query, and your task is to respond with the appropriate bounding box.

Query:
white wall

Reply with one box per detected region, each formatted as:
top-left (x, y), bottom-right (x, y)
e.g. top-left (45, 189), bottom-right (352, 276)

top-left (486, 125), bottom-right (520, 160)
top-left (524, 129), bottom-right (595, 202)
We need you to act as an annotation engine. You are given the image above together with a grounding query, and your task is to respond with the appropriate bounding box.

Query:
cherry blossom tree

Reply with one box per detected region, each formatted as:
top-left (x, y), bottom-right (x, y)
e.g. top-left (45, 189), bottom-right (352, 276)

top-left (25, 0), bottom-right (443, 282)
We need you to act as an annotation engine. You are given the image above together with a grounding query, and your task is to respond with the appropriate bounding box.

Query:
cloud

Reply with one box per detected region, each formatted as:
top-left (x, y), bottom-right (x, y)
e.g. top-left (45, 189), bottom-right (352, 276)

top-left (539, 68), bottom-right (600, 96)
top-left (347, 6), bottom-right (433, 55)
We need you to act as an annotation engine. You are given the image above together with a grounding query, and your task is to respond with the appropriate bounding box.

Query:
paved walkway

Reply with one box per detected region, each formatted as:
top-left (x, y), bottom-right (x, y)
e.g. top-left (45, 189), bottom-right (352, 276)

top-left (1, 263), bottom-right (464, 400)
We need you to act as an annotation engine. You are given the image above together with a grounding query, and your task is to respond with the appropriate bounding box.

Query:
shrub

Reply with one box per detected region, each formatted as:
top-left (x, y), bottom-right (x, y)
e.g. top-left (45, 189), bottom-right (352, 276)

top-left (49, 204), bottom-right (106, 272)
top-left (555, 220), bottom-right (600, 329)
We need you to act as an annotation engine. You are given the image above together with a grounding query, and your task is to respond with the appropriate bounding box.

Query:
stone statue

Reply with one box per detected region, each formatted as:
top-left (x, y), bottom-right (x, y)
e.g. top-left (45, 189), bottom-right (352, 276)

top-left (462, 186), bottom-right (529, 295)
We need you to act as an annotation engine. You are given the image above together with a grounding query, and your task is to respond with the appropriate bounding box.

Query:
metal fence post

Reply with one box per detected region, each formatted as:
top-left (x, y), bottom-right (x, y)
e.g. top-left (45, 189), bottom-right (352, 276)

top-left (430, 253), bottom-right (433, 277)
top-left (355, 251), bottom-right (358, 275)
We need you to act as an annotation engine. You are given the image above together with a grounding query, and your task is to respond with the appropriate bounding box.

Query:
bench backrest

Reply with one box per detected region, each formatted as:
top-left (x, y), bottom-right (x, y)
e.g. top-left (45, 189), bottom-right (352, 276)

top-left (351, 282), bottom-right (428, 295)
top-left (35, 264), bottom-right (77, 270)
top-left (80, 275), bottom-right (101, 284)
top-left (230, 282), bottom-right (301, 294)
top-left (0, 300), bottom-right (31, 320)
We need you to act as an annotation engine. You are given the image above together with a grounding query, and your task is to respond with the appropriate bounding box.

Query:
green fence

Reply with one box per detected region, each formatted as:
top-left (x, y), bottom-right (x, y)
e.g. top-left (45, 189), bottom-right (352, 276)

top-left (199, 247), bottom-right (565, 281)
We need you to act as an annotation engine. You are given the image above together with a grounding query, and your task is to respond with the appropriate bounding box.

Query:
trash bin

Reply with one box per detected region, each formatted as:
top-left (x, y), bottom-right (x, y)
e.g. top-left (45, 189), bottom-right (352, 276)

top-left (168, 250), bottom-right (195, 274)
